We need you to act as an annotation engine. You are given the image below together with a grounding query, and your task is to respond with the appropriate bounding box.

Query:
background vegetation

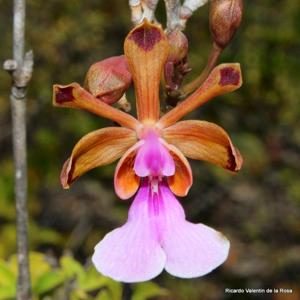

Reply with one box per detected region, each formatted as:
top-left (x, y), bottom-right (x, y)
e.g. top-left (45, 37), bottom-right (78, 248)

top-left (0, 0), bottom-right (300, 299)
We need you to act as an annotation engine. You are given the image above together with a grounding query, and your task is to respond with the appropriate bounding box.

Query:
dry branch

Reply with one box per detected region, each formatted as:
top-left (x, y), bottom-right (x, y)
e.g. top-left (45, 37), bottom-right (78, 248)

top-left (3, 0), bottom-right (33, 299)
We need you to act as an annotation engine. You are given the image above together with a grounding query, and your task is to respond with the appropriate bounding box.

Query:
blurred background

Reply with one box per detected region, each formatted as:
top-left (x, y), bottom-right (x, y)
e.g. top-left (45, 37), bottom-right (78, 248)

top-left (0, 0), bottom-right (300, 299)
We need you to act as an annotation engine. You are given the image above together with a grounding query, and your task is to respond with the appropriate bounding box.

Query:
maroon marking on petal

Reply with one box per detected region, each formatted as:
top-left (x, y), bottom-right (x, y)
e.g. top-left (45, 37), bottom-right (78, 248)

top-left (55, 86), bottom-right (74, 104)
top-left (227, 147), bottom-right (238, 171)
top-left (219, 67), bottom-right (240, 86)
top-left (129, 26), bottom-right (162, 51)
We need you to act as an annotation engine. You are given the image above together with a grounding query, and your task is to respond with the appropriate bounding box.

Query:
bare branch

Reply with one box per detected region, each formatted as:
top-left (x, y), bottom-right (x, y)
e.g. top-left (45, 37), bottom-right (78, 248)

top-left (10, 94), bottom-right (30, 300)
top-left (3, 0), bottom-right (33, 299)
top-left (3, 59), bottom-right (18, 72)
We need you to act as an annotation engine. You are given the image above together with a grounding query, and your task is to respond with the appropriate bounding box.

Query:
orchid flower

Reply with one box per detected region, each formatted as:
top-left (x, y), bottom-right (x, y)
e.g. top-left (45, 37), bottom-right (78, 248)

top-left (53, 21), bottom-right (243, 283)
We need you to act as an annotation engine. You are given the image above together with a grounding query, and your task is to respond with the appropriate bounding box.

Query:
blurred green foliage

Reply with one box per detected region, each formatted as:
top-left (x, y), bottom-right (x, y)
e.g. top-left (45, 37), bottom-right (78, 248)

top-left (1, 0), bottom-right (300, 299)
top-left (0, 252), bottom-right (168, 300)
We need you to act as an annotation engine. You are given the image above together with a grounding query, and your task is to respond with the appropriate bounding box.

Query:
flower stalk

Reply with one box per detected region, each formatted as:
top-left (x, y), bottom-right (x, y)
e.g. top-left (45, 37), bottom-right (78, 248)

top-left (181, 43), bottom-right (222, 95)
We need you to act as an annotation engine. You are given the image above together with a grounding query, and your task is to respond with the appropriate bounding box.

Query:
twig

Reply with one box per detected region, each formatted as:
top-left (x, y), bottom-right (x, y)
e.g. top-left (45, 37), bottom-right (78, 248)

top-left (3, 0), bottom-right (33, 299)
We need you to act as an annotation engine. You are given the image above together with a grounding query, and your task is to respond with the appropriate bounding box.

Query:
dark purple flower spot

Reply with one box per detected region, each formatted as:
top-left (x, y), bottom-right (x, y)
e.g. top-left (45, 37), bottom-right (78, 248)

top-left (55, 86), bottom-right (74, 104)
top-left (129, 26), bottom-right (162, 51)
top-left (219, 67), bottom-right (240, 86)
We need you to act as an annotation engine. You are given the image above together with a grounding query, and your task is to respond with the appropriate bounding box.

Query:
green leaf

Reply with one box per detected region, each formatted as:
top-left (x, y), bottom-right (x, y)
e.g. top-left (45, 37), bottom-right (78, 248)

top-left (60, 255), bottom-right (85, 280)
top-left (132, 282), bottom-right (169, 300)
top-left (29, 252), bottom-right (52, 285)
top-left (9, 252), bottom-right (52, 286)
top-left (0, 286), bottom-right (15, 300)
top-left (78, 266), bottom-right (108, 292)
top-left (33, 270), bottom-right (65, 296)
top-left (70, 289), bottom-right (89, 300)
top-left (95, 289), bottom-right (111, 300)
top-left (105, 280), bottom-right (122, 300)
top-left (77, 266), bottom-right (122, 299)
top-left (0, 260), bottom-right (16, 288)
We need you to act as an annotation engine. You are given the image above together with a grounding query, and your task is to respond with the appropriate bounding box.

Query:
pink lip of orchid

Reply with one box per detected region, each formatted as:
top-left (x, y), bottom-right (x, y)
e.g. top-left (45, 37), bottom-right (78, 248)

top-left (53, 20), bottom-right (243, 282)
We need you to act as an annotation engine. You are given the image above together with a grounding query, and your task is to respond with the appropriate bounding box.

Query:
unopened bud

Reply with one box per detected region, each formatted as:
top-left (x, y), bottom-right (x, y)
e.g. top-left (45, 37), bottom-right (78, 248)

top-left (84, 55), bottom-right (132, 105)
top-left (164, 30), bottom-right (191, 101)
top-left (167, 29), bottom-right (189, 63)
top-left (209, 0), bottom-right (243, 49)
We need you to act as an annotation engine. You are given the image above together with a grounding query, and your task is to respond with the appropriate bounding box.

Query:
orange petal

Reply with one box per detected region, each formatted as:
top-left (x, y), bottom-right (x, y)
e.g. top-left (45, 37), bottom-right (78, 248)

top-left (53, 82), bottom-right (140, 130)
top-left (61, 127), bottom-right (137, 188)
top-left (157, 63), bottom-right (242, 128)
top-left (163, 120), bottom-right (243, 171)
top-left (124, 20), bottom-right (169, 123)
top-left (161, 141), bottom-right (193, 197)
top-left (114, 142), bottom-right (142, 200)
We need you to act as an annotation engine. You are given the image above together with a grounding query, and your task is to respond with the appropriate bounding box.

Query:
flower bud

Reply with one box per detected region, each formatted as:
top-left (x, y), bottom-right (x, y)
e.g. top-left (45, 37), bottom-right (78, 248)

top-left (209, 0), bottom-right (243, 49)
top-left (84, 55), bottom-right (132, 105)
top-left (164, 29), bottom-right (191, 98)
top-left (167, 29), bottom-right (189, 64)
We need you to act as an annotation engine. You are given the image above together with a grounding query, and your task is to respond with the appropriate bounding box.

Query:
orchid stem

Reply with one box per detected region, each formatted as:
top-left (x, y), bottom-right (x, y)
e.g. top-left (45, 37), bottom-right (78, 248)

top-left (182, 43), bottom-right (222, 95)
top-left (3, 0), bottom-right (33, 299)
